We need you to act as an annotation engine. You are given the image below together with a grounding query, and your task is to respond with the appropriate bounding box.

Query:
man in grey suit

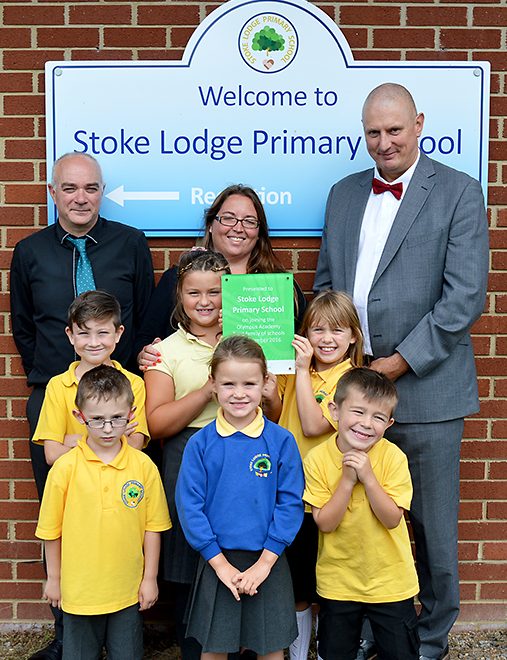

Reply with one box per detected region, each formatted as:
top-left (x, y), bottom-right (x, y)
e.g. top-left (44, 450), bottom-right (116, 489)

top-left (314, 83), bottom-right (489, 660)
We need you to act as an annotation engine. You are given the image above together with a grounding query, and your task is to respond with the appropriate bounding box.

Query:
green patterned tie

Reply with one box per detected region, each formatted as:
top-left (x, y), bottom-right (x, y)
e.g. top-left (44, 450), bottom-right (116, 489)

top-left (66, 237), bottom-right (96, 295)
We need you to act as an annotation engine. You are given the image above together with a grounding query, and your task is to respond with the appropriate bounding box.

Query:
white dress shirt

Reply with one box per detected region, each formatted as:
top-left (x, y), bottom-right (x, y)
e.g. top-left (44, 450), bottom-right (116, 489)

top-left (353, 155), bottom-right (419, 355)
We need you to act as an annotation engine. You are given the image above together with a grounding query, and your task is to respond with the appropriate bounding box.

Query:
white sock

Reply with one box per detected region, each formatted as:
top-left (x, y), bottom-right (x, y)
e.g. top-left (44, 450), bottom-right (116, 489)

top-left (289, 606), bottom-right (312, 660)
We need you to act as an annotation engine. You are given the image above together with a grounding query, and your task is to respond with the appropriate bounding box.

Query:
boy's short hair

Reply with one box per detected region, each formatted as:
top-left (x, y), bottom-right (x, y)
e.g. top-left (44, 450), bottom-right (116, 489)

top-left (67, 290), bottom-right (122, 330)
top-left (76, 365), bottom-right (134, 409)
top-left (334, 367), bottom-right (398, 415)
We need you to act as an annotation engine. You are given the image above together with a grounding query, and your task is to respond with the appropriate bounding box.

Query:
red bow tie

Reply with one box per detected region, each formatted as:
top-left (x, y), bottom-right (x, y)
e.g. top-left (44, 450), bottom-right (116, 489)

top-left (372, 178), bottom-right (403, 200)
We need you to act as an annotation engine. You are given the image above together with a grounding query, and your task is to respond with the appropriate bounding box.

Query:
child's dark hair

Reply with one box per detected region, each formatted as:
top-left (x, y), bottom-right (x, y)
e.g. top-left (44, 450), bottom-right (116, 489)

top-left (299, 290), bottom-right (364, 367)
top-left (76, 365), bottom-right (134, 409)
top-left (172, 249), bottom-right (230, 334)
top-left (333, 367), bottom-right (398, 415)
top-left (67, 290), bottom-right (122, 330)
top-left (210, 335), bottom-right (267, 379)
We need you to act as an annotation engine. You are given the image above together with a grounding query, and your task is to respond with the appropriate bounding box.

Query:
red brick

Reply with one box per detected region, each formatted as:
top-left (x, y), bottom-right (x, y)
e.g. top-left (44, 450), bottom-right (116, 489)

top-left (354, 50), bottom-right (401, 61)
top-left (0, 72), bottom-right (33, 93)
top-left (459, 521), bottom-right (507, 540)
top-left (16, 561), bottom-right (45, 580)
top-left (104, 27), bottom-right (166, 48)
top-left (0, 561), bottom-right (14, 580)
top-left (0, 162), bottom-right (34, 182)
top-left (0, 500), bottom-right (39, 520)
top-left (406, 50), bottom-right (469, 61)
top-left (340, 6), bottom-right (400, 25)
top-left (474, 315), bottom-right (507, 334)
top-left (14, 522), bottom-right (37, 541)
top-left (494, 379), bottom-right (507, 397)
top-left (71, 49), bottom-right (135, 61)
top-left (0, 581), bottom-right (42, 599)
top-left (3, 49), bottom-right (65, 71)
top-left (69, 4), bottom-right (132, 25)
top-left (458, 501), bottom-right (483, 520)
top-left (5, 139), bottom-right (46, 161)
top-left (0, 603), bottom-right (14, 620)
top-left (0, 118), bottom-right (34, 139)
top-left (0, 540), bottom-right (42, 560)
top-left (138, 49), bottom-right (185, 60)
top-left (14, 481), bottom-right (38, 501)
top-left (489, 463), bottom-right (507, 480)
top-left (374, 29), bottom-right (435, 49)
top-left (474, 7), bottom-right (507, 26)
top-left (487, 502), bottom-right (507, 520)
top-left (459, 582), bottom-right (478, 600)
top-left (4, 5), bottom-right (64, 25)
top-left (170, 27), bottom-right (195, 48)
top-left (480, 582), bottom-right (507, 600)
top-left (138, 5), bottom-right (200, 25)
top-left (491, 251), bottom-right (507, 270)
top-left (37, 27), bottom-right (99, 48)
top-left (475, 358), bottom-right (507, 377)
top-left (460, 461), bottom-right (486, 480)
top-left (490, 140), bottom-right (507, 160)
top-left (458, 542), bottom-right (479, 561)
top-left (462, 419), bottom-right (487, 439)
top-left (0, 27), bottom-right (32, 48)
top-left (17, 601), bottom-right (52, 621)
top-left (483, 542), bottom-right (507, 560)
top-left (441, 28), bottom-right (501, 49)
top-left (459, 562), bottom-right (506, 581)
top-left (4, 94), bottom-right (45, 116)
top-left (4, 185), bottom-right (46, 207)
top-left (407, 6), bottom-right (467, 25)
top-left (340, 28), bottom-right (368, 48)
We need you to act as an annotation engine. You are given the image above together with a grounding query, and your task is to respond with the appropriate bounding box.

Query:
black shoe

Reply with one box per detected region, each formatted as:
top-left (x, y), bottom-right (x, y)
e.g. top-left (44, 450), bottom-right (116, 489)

top-left (29, 639), bottom-right (63, 660)
top-left (420, 646), bottom-right (450, 660)
top-left (356, 639), bottom-right (377, 660)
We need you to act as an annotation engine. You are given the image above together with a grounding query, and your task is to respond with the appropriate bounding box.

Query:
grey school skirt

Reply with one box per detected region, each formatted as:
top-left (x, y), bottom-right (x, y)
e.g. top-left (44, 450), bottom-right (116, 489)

top-left (186, 549), bottom-right (297, 655)
top-left (161, 427), bottom-right (200, 584)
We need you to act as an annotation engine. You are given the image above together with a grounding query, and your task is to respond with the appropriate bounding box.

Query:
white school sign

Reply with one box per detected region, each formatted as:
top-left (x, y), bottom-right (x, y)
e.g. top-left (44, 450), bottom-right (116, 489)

top-left (45, 0), bottom-right (490, 236)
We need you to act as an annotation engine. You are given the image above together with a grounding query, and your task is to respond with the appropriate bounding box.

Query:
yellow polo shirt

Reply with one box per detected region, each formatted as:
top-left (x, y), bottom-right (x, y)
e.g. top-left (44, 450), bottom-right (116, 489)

top-left (36, 436), bottom-right (171, 615)
top-left (32, 360), bottom-right (149, 446)
top-left (277, 358), bottom-right (352, 460)
top-left (145, 325), bottom-right (218, 429)
top-left (303, 435), bottom-right (419, 603)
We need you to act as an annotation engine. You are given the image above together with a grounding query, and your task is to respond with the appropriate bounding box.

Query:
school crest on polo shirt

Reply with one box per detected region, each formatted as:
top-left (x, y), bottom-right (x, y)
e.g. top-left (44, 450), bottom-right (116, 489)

top-left (121, 480), bottom-right (145, 508)
top-left (249, 453), bottom-right (272, 478)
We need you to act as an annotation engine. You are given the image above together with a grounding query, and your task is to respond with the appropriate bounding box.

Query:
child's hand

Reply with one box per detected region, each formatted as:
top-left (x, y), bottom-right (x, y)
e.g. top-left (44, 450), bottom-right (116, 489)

top-left (235, 560), bottom-right (272, 596)
top-left (124, 420), bottom-right (139, 437)
top-left (209, 555), bottom-right (241, 601)
top-left (218, 309), bottom-right (223, 331)
top-left (343, 449), bottom-right (373, 484)
top-left (292, 334), bottom-right (314, 371)
top-left (44, 577), bottom-right (61, 609)
top-left (200, 376), bottom-right (215, 402)
top-left (138, 576), bottom-right (159, 611)
top-left (262, 372), bottom-right (278, 402)
top-left (138, 338), bottom-right (162, 371)
top-left (341, 461), bottom-right (359, 486)
top-left (63, 433), bottom-right (80, 449)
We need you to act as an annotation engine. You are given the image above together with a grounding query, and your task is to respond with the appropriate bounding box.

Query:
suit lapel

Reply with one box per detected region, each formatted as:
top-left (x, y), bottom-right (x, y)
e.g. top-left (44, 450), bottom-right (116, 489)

top-left (345, 170), bottom-right (373, 292)
top-left (372, 153), bottom-right (436, 287)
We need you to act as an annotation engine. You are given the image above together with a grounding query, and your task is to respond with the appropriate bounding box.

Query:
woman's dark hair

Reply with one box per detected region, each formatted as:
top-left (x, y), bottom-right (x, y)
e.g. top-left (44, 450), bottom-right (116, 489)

top-left (203, 184), bottom-right (285, 274)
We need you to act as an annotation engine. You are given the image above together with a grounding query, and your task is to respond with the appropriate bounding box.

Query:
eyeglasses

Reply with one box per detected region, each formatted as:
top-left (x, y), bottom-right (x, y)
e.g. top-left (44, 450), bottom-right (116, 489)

top-left (215, 213), bottom-right (260, 230)
top-left (82, 417), bottom-right (129, 430)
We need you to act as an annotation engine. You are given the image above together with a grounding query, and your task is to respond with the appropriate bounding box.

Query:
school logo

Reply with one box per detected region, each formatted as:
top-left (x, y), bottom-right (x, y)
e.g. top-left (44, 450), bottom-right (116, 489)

top-left (315, 389), bottom-right (328, 404)
top-left (121, 480), bottom-right (145, 508)
top-left (249, 453), bottom-right (272, 478)
top-left (238, 13), bottom-right (298, 73)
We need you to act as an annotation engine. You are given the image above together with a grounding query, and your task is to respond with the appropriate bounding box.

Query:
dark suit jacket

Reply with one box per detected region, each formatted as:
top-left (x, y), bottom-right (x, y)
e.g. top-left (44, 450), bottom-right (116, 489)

top-left (314, 152), bottom-right (489, 423)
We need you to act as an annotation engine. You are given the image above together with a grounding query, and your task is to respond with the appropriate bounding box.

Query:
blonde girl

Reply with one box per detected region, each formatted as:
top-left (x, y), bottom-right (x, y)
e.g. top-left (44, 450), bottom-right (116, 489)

top-left (176, 335), bottom-right (304, 660)
top-left (263, 290), bottom-right (363, 660)
top-left (145, 249), bottom-right (230, 660)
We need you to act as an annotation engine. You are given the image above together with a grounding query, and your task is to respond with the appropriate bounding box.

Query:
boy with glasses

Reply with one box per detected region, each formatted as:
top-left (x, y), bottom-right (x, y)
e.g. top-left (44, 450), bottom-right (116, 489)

top-left (36, 365), bottom-right (171, 659)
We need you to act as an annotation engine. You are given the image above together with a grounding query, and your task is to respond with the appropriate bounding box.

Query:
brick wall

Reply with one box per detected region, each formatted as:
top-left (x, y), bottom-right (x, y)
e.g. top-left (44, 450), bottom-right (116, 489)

top-left (0, 0), bottom-right (505, 628)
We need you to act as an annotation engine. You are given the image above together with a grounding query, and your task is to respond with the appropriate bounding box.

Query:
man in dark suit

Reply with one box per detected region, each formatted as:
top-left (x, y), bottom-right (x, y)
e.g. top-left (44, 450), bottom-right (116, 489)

top-left (314, 83), bottom-right (489, 660)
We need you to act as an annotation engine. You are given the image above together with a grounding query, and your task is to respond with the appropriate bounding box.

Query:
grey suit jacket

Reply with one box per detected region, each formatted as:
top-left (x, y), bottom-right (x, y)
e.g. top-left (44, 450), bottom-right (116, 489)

top-left (314, 152), bottom-right (489, 423)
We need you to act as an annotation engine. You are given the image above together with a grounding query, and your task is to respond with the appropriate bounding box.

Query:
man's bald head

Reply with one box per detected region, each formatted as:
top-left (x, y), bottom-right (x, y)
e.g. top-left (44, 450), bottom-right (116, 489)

top-left (361, 83), bottom-right (424, 182)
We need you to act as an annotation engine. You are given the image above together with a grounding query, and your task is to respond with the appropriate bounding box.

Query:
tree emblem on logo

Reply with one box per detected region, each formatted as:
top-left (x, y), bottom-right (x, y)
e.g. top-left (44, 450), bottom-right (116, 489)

top-left (252, 26), bottom-right (285, 70)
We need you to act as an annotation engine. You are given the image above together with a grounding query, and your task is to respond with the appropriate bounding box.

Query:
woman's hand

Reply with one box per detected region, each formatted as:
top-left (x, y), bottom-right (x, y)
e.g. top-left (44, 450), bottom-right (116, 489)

top-left (138, 338), bottom-right (162, 371)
